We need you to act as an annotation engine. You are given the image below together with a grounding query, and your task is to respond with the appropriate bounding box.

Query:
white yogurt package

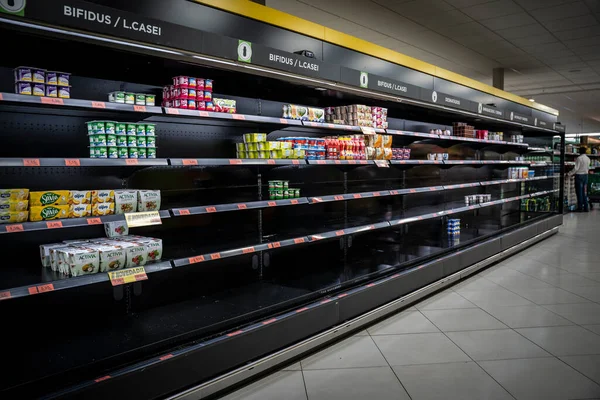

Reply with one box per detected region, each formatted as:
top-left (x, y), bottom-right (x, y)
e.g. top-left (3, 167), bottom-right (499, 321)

top-left (137, 190), bottom-right (161, 211)
top-left (64, 248), bottom-right (99, 276)
top-left (114, 190), bottom-right (138, 214)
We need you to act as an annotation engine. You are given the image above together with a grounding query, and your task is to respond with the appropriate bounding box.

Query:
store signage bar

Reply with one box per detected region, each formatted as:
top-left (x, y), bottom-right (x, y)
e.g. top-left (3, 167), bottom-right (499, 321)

top-left (339, 68), bottom-right (421, 100)
top-left (509, 111), bottom-right (534, 125)
top-left (13, 0), bottom-right (204, 54)
top-left (478, 104), bottom-right (504, 119)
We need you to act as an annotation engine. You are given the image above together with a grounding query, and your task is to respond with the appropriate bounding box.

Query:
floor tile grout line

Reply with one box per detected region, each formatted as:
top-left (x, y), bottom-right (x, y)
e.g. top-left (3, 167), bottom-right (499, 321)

top-left (417, 308), bottom-right (518, 400)
top-left (299, 368), bottom-right (310, 400)
top-left (368, 332), bottom-right (413, 400)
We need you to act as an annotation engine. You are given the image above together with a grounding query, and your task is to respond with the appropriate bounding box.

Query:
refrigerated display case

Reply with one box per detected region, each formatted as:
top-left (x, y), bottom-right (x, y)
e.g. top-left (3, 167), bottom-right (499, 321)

top-left (0, 2), bottom-right (565, 399)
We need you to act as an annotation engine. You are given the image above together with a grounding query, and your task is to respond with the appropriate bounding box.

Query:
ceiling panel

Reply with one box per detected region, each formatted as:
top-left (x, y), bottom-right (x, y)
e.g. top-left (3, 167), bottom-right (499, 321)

top-left (513, 0), bottom-right (572, 11)
top-left (531, 1), bottom-right (590, 22)
top-left (410, 10), bottom-right (474, 30)
top-left (509, 33), bottom-right (559, 47)
top-left (482, 12), bottom-right (539, 30)
top-left (494, 23), bottom-right (549, 39)
top-left (377, 0), bottom-right (454, 17)
top-left (460, 0), bottom-right (522, 19)
top-left (542, 14), bottom-right (599, 32)
top-left (563, 36), bottom-right (600, 49)
top-left (444, 0), bottom-right (498, 7)
top-left (554, 25), bottom-right (600, 40)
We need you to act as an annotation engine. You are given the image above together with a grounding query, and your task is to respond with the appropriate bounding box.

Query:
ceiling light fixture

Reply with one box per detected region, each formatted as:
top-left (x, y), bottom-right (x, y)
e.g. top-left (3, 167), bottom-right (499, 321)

top-left (529, 98), bottom-right (535, 102)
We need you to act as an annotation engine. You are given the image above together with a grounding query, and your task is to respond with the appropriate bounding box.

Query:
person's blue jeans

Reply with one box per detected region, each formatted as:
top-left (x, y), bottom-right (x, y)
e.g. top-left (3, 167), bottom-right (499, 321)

top-left (575, 174), bottom-right (589, 211)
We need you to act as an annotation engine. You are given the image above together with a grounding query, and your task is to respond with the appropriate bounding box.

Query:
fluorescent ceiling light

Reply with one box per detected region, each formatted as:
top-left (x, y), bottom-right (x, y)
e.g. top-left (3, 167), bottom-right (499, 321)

top-left (565, 133), bottom-right (600, 137)
top-left (529, 98), bottom-right (535, 102)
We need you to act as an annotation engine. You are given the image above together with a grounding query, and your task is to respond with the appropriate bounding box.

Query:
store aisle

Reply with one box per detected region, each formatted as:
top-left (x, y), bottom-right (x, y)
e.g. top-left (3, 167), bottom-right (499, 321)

top-left (220, 211), bottom-right (600, 400)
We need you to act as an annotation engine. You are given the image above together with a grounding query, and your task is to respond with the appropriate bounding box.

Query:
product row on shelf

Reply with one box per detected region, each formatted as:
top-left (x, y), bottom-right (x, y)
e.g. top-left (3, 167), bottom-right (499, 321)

top-left (0, 189), bottom-right (161, 223)
top-left (14, 65), bottom-right (71, 98)
top-left (161, 75), bottom-right (236, 113)
top-left (87, 121), bottom-right (157, 159)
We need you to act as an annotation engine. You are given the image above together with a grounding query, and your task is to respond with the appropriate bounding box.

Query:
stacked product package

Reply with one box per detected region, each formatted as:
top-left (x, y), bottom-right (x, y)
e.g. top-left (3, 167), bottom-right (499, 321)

top-left (14, 66), bottom-right (71, 98)
top-left (324, 136), bottom-right (365, 160)
top-left (236, 133), bottom-right (299, 159)
top-left (452, 122), bottom-right (475, 138)
top-left (1, 189), bottom-right (162, 222)
top-left (39, 235), bottom-right (163, 277)
top-left (161, 76), bottom-right (236, 113)
top-left (0, 188), bottom-right (29, 223)
top-left (465, 194), bottom-right (491, 205)
top-left (282, 104), bottom-right (325, 122)
top-left (268, 180), bottom-right (300, 200)
top-left (508, 167), bottom-right (533, 179)
top-left (447, 219), bottom-right (460, 236)
top-left (87, 121), bottom-right (157, 159)
top-left (324, 105), bottom-right (388, 128)
top-left (365, 134), bottom-right (393, 160)
top-left (108, 91), bottom-right (155, 106)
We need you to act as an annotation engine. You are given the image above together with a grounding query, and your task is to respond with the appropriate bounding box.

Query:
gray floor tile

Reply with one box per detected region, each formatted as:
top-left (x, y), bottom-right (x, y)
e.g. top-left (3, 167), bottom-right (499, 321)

top-left (220, 370), bottom-right (307, 400)
top-left (301, 335), bottom-right (388, 370)
top-left (585, 325), bottom-right (600, 335)
top-left (579, 272), bottom-right (600, 283)
top-left (544, 303), bottom-right (600, 325)
top-left (446, 329), bottom-right (550, 361)
top-left (486, 274), bottom-right (556, 291)
top-left (479, 357), bottom-right (600, 400)
top-left (513, 287), bottom-right (591, 305)
top-left (560, 285), bottom-right (600, 302)
top-left (367, 311), bottom-right (440, 335)
top-left (479, 266), bottom-right (528, 278)
top-left (303, 367), bottom-right (410, 400)
top-left (282, 362), bottom-right (302, 371)
top-left (538, 273), bottom-right (600, 289)
top-left (459, 289), bottom-right (534, 308)
top-left (353, 330), bottom-right (369, 336)
top-left (516, 326), bottom-right (600, 356)
top-left (561, 355), bottom-right (600, 386)
top-left (453, 277), bottom-right (504, 293)
top-left (509, 259), bottom-right (570, 277)
top-left (372, 333), bottom-right (470, 366)
top-left (415, 291), bottom-right (477, 310)
top-left (393, 362), bottom-right (513, 400)
top-left (421, 308), bottom-right (507, 332)
top-left (483, 305), bottom-right (573, 328)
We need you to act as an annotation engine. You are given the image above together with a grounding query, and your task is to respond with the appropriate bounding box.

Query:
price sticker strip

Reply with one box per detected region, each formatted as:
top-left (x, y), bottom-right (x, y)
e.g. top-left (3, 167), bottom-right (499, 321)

top-left (108, 267), bottom-right (148, 286)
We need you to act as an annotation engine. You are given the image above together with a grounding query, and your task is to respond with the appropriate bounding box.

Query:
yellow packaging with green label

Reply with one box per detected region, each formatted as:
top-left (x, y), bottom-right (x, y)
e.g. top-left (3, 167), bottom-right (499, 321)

top-left (29, 205), bottom-right (69, 221)
top-left (30, 191), bottom-right (69, 206)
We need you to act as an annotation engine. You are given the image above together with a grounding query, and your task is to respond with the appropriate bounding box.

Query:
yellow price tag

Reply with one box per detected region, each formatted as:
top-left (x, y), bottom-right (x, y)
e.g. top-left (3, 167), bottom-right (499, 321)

top-left (108, 266), bottom-right (148, 286)
top-left (125, 211), bottom-right (162, 228)
top-left (360, 126), bottom-right (376, 135)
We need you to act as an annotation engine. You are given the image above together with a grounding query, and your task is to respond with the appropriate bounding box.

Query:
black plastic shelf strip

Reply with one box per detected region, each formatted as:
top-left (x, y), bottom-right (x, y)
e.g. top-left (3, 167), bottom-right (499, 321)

top-left (0, 210), bottom-right (170, 235)
top-left (0, 261), bottom-right (172, 301)
top-left (0, 92), bottom-right (163, 114)
top-left (479, 176), bottom-right (555, 186)
top-left (387, 129), bottom-right (528, 147)
top-left (528, 147), bottom-right (551, 152)
top-left (389, 204), bottom-right (480, 226)
top-left (309, 190), bottom-right (390, 204)
top-left (390, 160), bottom-right (443, 165)
top-left (172, 197), bottom-right (309, 216)
top-left (308, 222), bottom-right (391, 241)
top-left (163, 107), bottom-right (303, 126)
top-left (529, 190), bottom-right (560, 198)
top-left (301, 121), bottom-right (361, 132)
top-left (172, 236), bottom-right (310, 268)
top-left (442, 182), bottom-right (481, 190)
top-left (0, 158), bottom-right (168, 167)
top-left (169, 158), bottom-right (305, 166)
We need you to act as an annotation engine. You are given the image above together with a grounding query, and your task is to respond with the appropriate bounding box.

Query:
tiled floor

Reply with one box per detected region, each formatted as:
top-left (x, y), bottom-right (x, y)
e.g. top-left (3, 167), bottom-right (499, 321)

top-left (220, 211), bottom-right (600, 400)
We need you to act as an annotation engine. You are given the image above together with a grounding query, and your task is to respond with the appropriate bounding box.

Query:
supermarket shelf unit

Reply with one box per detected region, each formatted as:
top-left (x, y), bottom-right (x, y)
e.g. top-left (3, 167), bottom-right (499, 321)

top-left (0, 8), bottom-right (565, 400)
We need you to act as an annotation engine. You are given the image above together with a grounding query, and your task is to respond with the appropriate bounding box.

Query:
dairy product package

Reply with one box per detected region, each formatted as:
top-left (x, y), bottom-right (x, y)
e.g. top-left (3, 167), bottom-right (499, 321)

top-left (92, 190), bottom-right (115, 204)
top-left (120, 241), bottom-right (148, 267)
top-left (137, 190), bottom-right (161, 211)
top-left (69, 204), bottom-right (92, 218)
top-left (39, 243), bottom-right (67, 268)
top-left (0, 199), bottom-right (29, 211)
top-left (30, 190), bottom-right (69, 206)
top-left (29, 205), bottom-right (68, 221)
top-left (85, 244), bottom-right (127, 272)
top-left (69, 190), bottom-right (92, 205)
top-left (0, 211), bottom-right (29, 224)
top-left (92, 202), bottom-right (115, 216)
top-left (63, 247), bottom-right (100, 276)
top-left (104, 220), bottom-right (129, 237)
top-left (135, 237), bottom-right (163, 262)
top-left (114, 190), bottom-right (138, 214)
top-left (0, 189), bottom-right (29, 201)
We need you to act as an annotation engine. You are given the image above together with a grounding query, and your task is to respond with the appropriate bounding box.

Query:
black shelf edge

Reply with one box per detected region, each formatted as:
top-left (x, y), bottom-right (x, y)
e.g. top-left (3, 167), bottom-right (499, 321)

top-left (0, 210), bottom-right (170, 235)
top-left (443, 160), bottom-right (483, 165)
top-left (0, 92), bottom-right (163, 113)
top-left (308, 222), bottom-right (391, 241)
top-left (0, 261), bottom-right (172, 301)
top-left (172, 197), bottom-right (309, 216)
top-left (163, 107), bottom-right (303, 126)
top-left (386, 129), bottom-right (440, 139)
top-left (390, 160), bottom-right (443, 165)
top-left (169, 158), bottom-right (305, 166)
top-left (0, 158), bottom-right (168, 167)
top-left (437, 134), bottom-right (528, 147)
top-left (443, 182), bottom-right (481, 190)
top-left (309, 190), bottom-right (390, 204)
top-left (301, 121), bottom-right (361, 131)
top-left (172, 236), bottom-right (310, 268)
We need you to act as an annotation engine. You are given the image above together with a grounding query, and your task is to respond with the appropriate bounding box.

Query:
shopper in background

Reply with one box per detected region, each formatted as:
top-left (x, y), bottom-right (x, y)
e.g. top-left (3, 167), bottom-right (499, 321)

top-left (569, 147), bottom-right (591, 212)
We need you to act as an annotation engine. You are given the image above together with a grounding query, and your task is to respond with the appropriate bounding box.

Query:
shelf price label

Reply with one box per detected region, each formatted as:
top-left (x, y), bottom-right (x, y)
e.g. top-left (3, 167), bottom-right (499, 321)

top-left (40, 97), bottom-right (64, 105)
top-left (64, 159), bottom-right (81, 166)
top-left (133, 105), bottom-right (147, 112)
top-left (46, 221), bottom-right (63, 229)
top-left (87, 218), bottom-right (102, 225)
top-left (374, 160), bottom-right (389, 168)
top-left (360, 126), bottom-right (376, 135)
top-left (188, 255), bottom-right (205, 264)
top-left (232, 114), bottom-right (245, 120)
top-left (0, 291), bottom-right (11, 300)
top-left (6, 224), bottom-right (24, 233)
top-left (91, 101), bottom-right (106, 109)
top-left (125, 159), bottom-right (139, 165)
top-left (166, 108), bottom-right (180, 115)
top-left (23, 158), bottom-right (40, 166)
top-left (182, 159), bottom-right (198, 165)
top-left (108, 266), bottom-right (148, 286)
top-left (125, 211), bottom-right (162, 228)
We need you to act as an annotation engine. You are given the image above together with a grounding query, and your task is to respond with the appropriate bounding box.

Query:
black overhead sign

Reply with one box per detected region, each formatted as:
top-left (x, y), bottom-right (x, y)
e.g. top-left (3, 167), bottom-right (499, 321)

top-left (554, 124), bottom-right (566, 133)
top-left (230, 39), bottom-right (341, 81)
top-left (536, 119), bottom-right (551, 129)
top-left (11, 0), bottom-right (203, 54)
top-left (509, 111), bottom-right (534, 126)
top-left (478, 104), bottom-right (504, 119)
top-left (339, 68), bottom-right (421, 100)
top-left (420, 89), bottom-right (477, 113)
